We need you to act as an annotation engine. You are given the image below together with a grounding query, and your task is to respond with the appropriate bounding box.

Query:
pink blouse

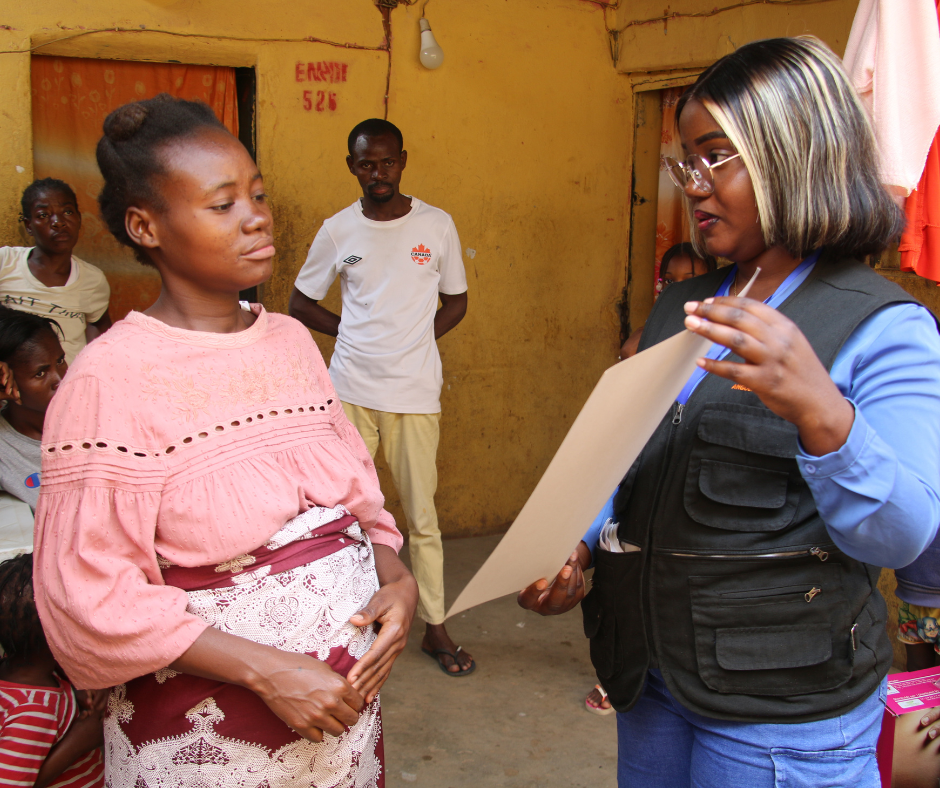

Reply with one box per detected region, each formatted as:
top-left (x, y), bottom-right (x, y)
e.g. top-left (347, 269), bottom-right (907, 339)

top-left (33, 307), bottom-right (402, 689)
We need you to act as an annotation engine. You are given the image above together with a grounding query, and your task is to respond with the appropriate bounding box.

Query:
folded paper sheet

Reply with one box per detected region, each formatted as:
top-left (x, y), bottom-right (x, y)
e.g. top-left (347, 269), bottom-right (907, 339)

top-left (446, 271), bottom-right (758, 618)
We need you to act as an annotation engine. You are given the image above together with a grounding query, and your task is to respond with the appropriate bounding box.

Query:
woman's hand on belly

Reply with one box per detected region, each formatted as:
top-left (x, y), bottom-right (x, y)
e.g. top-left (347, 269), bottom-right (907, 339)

top-left (170, 627), bottom-right (363, 742)
top-left (346, 544), bottom-right (419, 703)
top-left (683, 296), bottom-right (856, 456)
top-left (517, 542), bottom-right (590, 616)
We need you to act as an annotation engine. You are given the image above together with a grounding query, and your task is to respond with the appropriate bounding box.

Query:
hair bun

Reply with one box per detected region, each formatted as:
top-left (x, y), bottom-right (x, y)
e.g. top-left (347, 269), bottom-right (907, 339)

top-left (103, 102), bottom-right (149, 142)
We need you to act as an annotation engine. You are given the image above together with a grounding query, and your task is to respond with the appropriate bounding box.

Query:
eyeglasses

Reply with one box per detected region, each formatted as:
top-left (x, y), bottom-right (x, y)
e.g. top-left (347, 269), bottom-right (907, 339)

top-left (661, 153), bottom-right (741, 194)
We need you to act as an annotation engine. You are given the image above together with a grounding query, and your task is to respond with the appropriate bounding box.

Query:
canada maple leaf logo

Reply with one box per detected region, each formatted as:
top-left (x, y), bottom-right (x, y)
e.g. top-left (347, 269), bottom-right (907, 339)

top-left (411, 244), bottom-right (432, 265)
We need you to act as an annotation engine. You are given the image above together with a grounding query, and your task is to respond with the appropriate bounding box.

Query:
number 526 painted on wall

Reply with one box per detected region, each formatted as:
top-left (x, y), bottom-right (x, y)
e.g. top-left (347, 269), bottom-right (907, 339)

top-left (303, 90), bottom-right (337, 112)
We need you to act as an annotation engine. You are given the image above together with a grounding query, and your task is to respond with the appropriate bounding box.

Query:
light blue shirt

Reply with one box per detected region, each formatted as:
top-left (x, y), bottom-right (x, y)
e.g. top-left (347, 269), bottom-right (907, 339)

top-left (584, 256), bottom-right (940, 569)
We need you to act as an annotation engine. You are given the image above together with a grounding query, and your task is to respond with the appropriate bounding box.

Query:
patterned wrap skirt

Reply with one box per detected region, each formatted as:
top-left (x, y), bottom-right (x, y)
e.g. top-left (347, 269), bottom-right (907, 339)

top-left (102, 505), bottom-right (385, 788)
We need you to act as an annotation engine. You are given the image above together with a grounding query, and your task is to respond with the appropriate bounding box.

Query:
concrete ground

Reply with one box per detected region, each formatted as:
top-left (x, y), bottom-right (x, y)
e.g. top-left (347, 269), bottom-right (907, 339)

top-left (382, 534), bottom-right (618, 788)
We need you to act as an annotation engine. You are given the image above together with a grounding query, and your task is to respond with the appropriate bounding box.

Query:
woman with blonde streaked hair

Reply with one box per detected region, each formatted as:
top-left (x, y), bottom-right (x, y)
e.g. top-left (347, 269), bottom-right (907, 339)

top-left (520, 36), bottom-right (940, 786)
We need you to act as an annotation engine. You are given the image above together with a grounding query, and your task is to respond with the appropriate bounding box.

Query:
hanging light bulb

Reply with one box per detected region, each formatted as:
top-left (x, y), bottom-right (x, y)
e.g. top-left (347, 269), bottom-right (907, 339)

top-left (419, 18), bottom-right (444, 70)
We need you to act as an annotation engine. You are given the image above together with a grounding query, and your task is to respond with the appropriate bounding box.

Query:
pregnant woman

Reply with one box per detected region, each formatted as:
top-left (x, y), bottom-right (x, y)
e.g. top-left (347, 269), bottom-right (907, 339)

top-left (34, 94), bottom-right (418, 788)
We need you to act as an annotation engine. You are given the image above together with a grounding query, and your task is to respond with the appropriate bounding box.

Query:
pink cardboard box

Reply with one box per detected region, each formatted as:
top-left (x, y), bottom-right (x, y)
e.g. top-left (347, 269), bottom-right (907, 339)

top-left (878, 667), bottom-right (940, 787)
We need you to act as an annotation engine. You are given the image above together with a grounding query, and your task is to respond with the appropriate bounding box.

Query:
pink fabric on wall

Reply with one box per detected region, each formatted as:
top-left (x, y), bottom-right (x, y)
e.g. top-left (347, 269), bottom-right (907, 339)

top-left (33, 307), bottom-right (402, 689)
top-left (843, 0), bottom-right (940, 199)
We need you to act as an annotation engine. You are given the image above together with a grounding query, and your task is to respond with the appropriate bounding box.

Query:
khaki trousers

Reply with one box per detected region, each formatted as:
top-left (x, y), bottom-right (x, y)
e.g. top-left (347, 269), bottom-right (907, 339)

top-left (342, 402), bottom-right (445, 625)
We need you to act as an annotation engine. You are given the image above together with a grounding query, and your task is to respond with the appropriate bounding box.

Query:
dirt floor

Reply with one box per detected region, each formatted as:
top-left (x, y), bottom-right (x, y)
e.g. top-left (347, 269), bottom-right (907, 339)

top-left (382, 534), bottom-right (618, 788)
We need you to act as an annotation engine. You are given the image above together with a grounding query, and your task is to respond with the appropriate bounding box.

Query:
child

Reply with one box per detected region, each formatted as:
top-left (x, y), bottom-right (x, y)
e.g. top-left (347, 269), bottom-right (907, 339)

top-left (655, 241), bottom-right (717, 291)
top-left (895, 535), bottom-right (940, 670)
top-left (617, 243), bottom-right (718, 363)
top-left (0, 306), bottom-right (67, 512)
top-left (0, 553), bottom-right (105, 787)
top-left (0, 178), bottom-right (111, 364)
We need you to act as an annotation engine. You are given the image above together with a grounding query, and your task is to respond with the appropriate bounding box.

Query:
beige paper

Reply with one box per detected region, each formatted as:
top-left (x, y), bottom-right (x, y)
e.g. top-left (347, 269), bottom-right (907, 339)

top-left (446, 270), bottom-right (758, 619)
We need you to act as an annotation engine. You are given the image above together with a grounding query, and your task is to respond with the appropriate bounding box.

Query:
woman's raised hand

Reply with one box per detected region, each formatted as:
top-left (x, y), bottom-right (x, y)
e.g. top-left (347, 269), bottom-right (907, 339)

top-left (683, 296), bottom-right (856, 457)
top-left (517, 545), bottom-right (589, 616)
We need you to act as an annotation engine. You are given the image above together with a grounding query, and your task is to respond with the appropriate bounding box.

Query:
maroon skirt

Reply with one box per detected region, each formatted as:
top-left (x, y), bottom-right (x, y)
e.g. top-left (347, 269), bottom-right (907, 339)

top-left (103, 506), bottom-right (385, 788)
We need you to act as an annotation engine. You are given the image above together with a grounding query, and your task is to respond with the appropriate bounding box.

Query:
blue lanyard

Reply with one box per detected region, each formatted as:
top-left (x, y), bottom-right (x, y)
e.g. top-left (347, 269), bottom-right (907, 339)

top-left (675, 250), bottom-right (822, 405)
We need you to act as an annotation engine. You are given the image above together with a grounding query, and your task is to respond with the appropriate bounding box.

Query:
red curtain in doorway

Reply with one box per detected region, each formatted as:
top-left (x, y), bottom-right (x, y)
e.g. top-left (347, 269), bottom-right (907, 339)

top-left (31, 56), bottom-right (239, 319)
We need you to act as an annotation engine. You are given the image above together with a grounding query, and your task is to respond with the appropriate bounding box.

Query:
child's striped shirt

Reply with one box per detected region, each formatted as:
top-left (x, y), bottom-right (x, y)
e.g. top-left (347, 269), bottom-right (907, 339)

top-left (0, 675), bottom-right (103, 787)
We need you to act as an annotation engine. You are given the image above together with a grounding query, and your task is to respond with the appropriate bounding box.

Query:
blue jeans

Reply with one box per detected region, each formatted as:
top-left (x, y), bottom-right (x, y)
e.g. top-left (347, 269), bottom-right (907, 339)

top-left (616, 670), bottom-right (887, 788)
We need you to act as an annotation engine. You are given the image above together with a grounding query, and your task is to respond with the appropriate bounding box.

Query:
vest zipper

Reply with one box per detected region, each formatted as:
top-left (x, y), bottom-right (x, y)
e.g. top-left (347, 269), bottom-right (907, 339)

top-left (646, 402), bottom-right (685, 545)
top-left (672, 402), bottom-right (684, 425)
top-left (641, 400), bottom-right (687, 665)
top-left (653, 545), bottom-right (837, 561)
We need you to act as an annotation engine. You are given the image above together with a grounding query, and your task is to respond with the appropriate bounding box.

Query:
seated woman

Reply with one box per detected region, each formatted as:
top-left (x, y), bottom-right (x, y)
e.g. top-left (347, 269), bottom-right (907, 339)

top-left (0, 306), bottom-right (67, 513)
top-left (521, 37), bottom-right (940, 786)
top-left (0, 179), bottom-right (111, 363)
top-left (33, 95), bottom-right (418, 788)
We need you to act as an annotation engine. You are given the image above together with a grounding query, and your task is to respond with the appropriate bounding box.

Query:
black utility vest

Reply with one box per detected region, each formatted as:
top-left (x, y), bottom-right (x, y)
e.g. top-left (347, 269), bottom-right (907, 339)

top-left (582, 256), bottom-right (923, 723)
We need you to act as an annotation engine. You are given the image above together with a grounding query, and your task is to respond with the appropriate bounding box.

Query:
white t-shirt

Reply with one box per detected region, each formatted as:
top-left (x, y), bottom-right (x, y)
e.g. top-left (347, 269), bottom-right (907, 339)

top-left (295, 197), bottom-right (467, 414)
top-left (0, 247), bottom-right (110, 364)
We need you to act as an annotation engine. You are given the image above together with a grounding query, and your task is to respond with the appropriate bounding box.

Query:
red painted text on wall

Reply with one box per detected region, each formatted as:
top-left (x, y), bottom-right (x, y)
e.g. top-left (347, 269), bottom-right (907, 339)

top-left (295, 62), bottom-right (348, 83)
top-left (303, 90), bottom-right (337, 112)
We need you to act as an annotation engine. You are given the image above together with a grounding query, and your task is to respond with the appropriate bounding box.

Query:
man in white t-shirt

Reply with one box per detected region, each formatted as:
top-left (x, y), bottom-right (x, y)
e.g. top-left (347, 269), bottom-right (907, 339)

top-left (290, 119), bottom-right (473, 676)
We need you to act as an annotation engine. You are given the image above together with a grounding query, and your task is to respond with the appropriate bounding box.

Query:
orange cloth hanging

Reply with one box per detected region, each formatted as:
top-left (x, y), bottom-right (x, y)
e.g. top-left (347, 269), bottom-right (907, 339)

top-left (899, 0), bottom-right (940, 284)
top-left (900, 125), bottom-right (940, 283)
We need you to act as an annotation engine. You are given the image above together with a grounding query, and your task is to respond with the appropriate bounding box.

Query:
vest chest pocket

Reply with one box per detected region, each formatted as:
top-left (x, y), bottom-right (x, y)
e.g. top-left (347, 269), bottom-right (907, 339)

top-left (688, 565), bottom-right (853, 696)
top-left (684, 404), bottom-right (803, 532)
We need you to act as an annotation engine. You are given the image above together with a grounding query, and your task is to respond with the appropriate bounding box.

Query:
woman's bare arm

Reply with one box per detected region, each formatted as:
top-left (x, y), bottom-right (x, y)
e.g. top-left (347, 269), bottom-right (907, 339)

top-left (170, 627), bottom-right (362, 742)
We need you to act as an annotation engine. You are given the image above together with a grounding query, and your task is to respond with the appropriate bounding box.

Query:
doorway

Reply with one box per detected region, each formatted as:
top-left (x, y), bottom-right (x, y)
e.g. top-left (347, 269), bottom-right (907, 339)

top-left (623, 84), bottom-right (701, 345)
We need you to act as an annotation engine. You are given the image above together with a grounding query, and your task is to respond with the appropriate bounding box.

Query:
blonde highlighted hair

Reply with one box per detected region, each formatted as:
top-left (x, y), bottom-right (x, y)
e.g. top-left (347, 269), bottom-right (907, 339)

top-left (677, 36), bottom-right (903, 260)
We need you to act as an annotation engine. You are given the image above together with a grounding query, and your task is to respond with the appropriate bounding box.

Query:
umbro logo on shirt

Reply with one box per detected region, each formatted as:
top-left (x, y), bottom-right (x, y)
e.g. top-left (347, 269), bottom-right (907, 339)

top-left (343, 255), bottom-right (363, 264)
top-left (411, 244), bottom-right (432, 265)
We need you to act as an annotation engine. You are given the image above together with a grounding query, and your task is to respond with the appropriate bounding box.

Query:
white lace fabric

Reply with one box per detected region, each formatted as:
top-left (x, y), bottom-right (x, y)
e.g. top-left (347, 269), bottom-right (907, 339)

top-left (103, 513), bottom-right (384, 788)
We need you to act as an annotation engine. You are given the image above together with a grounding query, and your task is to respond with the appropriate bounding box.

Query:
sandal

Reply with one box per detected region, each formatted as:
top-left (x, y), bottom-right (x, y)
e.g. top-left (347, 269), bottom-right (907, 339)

top-left (585, 684), bottom-right (615, 716)
top-left (421, 645), bottom-right (477, 677)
